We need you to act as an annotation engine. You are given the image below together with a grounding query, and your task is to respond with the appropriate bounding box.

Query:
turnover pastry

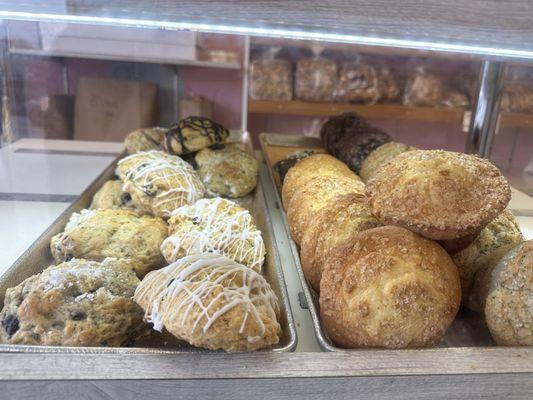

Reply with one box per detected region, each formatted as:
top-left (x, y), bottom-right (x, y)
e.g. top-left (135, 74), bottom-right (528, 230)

top-left (124, 127), bottom-right (166, 154)
top-left (51, 209), bottom-right (167, 278)
top-left (320, 226), bottom-right (461, 348)
top-left (0, 258), bottom-right (143, 346)
top-left (359, 142), bottom-right (415, 182)
top-left (164, 116), bottom-right (229, 156)
top-left (90, 180), bottom-right (136, 212)
top-left (116, 150), bottom-right (205, 218)
top-left (134, 253), bottom-right (281, 352)
top-left (366, 150), bottom-right (511, 240)
top-left (161, 197), bottom-right (265, 272)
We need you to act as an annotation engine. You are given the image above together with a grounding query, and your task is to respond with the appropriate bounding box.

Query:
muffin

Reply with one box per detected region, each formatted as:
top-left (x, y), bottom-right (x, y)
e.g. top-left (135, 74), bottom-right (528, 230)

top-left (300, 192), bottom-right (382, 292)
top-left (124, 127), bottom-right (166, 154)
top-left (51, 209), bottom-right (167, 278)
top-left (116, 150), bottom-right (205, 218)
top-left (90, 180), bottom-right (136, 212)
top-left (366, 150), bottom-right (511, 240)
top-left (194, 144), bottom-right (258, 198)
top-left (164, 116), bottom-right (229, 156)
top-left (320, 226), bottom-right (461, 348)
top-left (161, 197), bottom-right (265, 272)
top-left (359, 142), bottom-right (415, 182)
top-left (273, 149), bottom-right (323, 183)
top-left (134, 253), bottom-right (281, 352)
top-left (0, 258), bottom-right (143, 346)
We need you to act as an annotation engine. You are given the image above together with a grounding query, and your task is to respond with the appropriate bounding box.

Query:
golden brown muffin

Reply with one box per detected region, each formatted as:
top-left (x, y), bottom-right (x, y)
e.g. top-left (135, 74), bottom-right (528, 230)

top-left (476, 240), bottom-right (532, 345)
top-left (194, 144), bottom-right (258, 198)
top-left (300, 192), bottom-right (381, 292)
top-left (286, 175), bottom-right (365, 246)
top-left (134, 253), bottom-right (281, 352)
top-left (320, 226), bottom-right (461, 348)
top-left (164, 116), bottom-right (229, 156)
top-left (161, 197), bottom-right (265, 272)
top-left (90, 180), bottom-right (137, 212)
top-left (273, 149), bottom-right (324, 183)
top-left (281, 153), bottom-right (359, 209)
top-left (124, 127), bottom-right (166, 154)
top-left (452, 210), bottom-right (523, 310)
top-left (50, 209), bottom-right (167, 278)
top-left (116, 150), bottom-right (205, 218)
top-left (0, 258), bottom-right (144, 346)
top-left (359, 142), bottom-right (415, 182)
top-left (366, 150), bottom-right (511, 240)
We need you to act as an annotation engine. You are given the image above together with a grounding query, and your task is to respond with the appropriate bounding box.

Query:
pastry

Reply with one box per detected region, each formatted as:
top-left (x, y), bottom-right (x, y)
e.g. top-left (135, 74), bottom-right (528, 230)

top-left (359, 142), bottom-right (415, 182)
top-left (452, 210), bottom-right (524, 309)
top-left (273, 149), bottom-right (323, 183)
top-left (501, 83), bottom-right (533, 113)
top-left (164, 116), bottom-right (229, 156)
top-left (51, 209), bottom-right (167, 278)
top-left (281, 153), bottom-right (358, 208)
top-left (90, 180), bottom-right (136, 211)
top-left (295, 57), bottom-right (337, 102)
top-left (161, 197), bottom-right (265, 272)
top-left (124, 127), bottom-right (166, 154)
top-left (300, 192), bottom-right (381, 292)
top-left (333, 62), bottom-right (380, 104)
top-left (134, 253), bottom-right (281, 352)
top-left (366, 150), bottom-right (511, 240)
top-left (320, 226), bottom-right (461, 348)
top-left (0, 258), bottom-right (143, 346)
top-left (116, 150), bottom-right (205, 218)
top-left (403, 70), bottom-right (444, 107)
top-left (475, 240), bottom-right (532, 345)
top-left (286, 175), bottom-right (365, 245)
top-left (249, 57), bottom-right (292, 101)
top-left (194, 144), bottom-right (258, 198)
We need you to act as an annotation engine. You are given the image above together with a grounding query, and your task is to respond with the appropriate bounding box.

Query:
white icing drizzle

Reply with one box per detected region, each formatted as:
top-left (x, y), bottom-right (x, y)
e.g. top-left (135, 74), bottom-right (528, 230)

top-left (43, 259), bottom-right (106, 291)
top-left (161, 197), bottom-right (265, 272)
top-left (117, 151), bottom-right (205, 215)
top-left (64, 209), bottom-right (96, 231)
top-left (134, 253), bottom-right (279, 344)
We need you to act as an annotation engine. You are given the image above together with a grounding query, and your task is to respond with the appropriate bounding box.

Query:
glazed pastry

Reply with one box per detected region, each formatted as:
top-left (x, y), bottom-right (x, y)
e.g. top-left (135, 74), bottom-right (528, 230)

top-left (194, 144), bottom-right (258, 198)
top-left (161, 197), bottom-right (265, 272)
top-left (134, 253), bottom-right (281, 352)
top-left (124, 127), bottom-right (166, 154)
top-left (116, 150), bottom-right (205, 218)
top-left (281, 153), bottom-right (359, 208)
top-left (286, 175), bottom-right (365, 246)
top-left (359, 142), bottom-right (415, 182)
top-left (366, 150), bottom-right (511, 240)
top-left (0, 258), bottom-right (143, 346)
top-left (51, 209), bottom-right (167, 278)
top-left (300, 192), bottom-right (381, 292)
top-left (90, 180), bottom-right (136, 211)
top-left (474, 240), bottom-right (532, 345)
top-left (273, 149), bottom-right (323, 183)
top-left (164, 116), bottom-right (229, 156)
top-left (320, 226), bottom-right (461, 348)
top-left (452, 210), bottom-right (523, 309)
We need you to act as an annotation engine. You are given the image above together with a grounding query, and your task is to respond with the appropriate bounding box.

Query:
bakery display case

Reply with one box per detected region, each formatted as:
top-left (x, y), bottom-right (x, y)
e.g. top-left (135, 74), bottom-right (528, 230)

top-left (0, 1), bottom-right (532, 399)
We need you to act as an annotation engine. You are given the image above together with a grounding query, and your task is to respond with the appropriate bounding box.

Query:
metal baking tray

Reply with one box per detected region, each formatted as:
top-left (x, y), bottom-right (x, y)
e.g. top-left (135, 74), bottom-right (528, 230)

top-left (260, 132), bottom-right (506, 352)
top-left (0, 131), bottom-right (297, 353)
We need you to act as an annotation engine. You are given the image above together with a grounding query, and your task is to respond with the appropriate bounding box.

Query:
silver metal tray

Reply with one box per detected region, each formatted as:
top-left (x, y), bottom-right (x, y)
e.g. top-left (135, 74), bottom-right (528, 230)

top-left (260, 132), bottom-right (502, 352)
top-left (0, 132), bottom-right (297, 353)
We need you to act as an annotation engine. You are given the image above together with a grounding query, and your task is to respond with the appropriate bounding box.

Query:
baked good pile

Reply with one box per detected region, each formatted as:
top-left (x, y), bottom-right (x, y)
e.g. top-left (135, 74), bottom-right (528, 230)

top-left (281, 112), bottom-right (530, 348)
top-left (0, 117), bottom-right (280, 352)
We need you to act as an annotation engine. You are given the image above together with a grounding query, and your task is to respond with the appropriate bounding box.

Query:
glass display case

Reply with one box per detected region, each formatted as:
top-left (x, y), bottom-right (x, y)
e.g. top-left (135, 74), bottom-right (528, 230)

top-left (0, 2), bottom-right (532, 399)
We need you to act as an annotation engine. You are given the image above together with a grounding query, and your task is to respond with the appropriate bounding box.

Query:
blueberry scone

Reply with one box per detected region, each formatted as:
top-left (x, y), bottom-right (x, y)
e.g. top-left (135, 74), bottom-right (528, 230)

top-left (90, 180), bottom-right (136, 211)
top-left (162, 197), bottom-right (265, 272)
top-left (124, 127), bottom-right (167, 154)
top-left (116, 150), bottom-right (205, 218)
top-left (164, 116), bottom-right (229, 156)
top-left (0, 258), bottom-right (144, 346)
top-left (51, 209), bottom-right (167, 277)
top-left (194, 144), bottom-right (258, 198)
top-left (134, 253), bottom-right (281, 352)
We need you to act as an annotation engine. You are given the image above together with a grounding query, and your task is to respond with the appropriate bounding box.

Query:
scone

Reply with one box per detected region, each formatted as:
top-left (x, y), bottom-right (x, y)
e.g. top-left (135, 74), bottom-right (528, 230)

top-left (194, 144), bottom-right (258, 198)
top-left (164, 116), bottom-right (229, 155)
top-left (134, 253), bottom-right (281, 352)
top-left (320, 226), bottom-right (461, 348)
top-left (51, 209), bottom-right (167, 277)
top-left (452, 210), bottom-right (523, 309)
top-left (273, 149), bottom-right (323, 183)
top-left (474, 240), bottom-right (532, 345)
top-left (366, 150), bottom-right (511, 240)
top-left (0, 258), bottom-right (143, 346)
top-left (359, 142), bottom-right (415, 182)
top-left (286, 175), bottom-right (365, 246)
top-left (124, 127), bottom-right (166, 154)
top-left (161, 197), bottom-right (265, 272)
top-left (281, 153), bottom-right (359, 208)
top-left (90, 180), bottom-right (136, 211)
top-left (300, 192), bottom-right (381, 292)
top-left (116, 150), bottom-right (205, 218)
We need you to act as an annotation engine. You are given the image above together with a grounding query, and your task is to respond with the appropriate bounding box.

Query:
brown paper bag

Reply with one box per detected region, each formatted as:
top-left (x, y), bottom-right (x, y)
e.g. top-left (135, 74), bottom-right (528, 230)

top-left (74, 77), bottom-right (158, 141)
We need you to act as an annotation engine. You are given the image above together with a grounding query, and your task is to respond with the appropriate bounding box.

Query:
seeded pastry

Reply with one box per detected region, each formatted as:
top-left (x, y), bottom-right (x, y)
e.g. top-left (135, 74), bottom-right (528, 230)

top-left (359, 142), bottom-right (415, 182)
top-left (273, 149), bottom-right (323, 183)
top-left (164, 116), bottom-right (229, 155)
